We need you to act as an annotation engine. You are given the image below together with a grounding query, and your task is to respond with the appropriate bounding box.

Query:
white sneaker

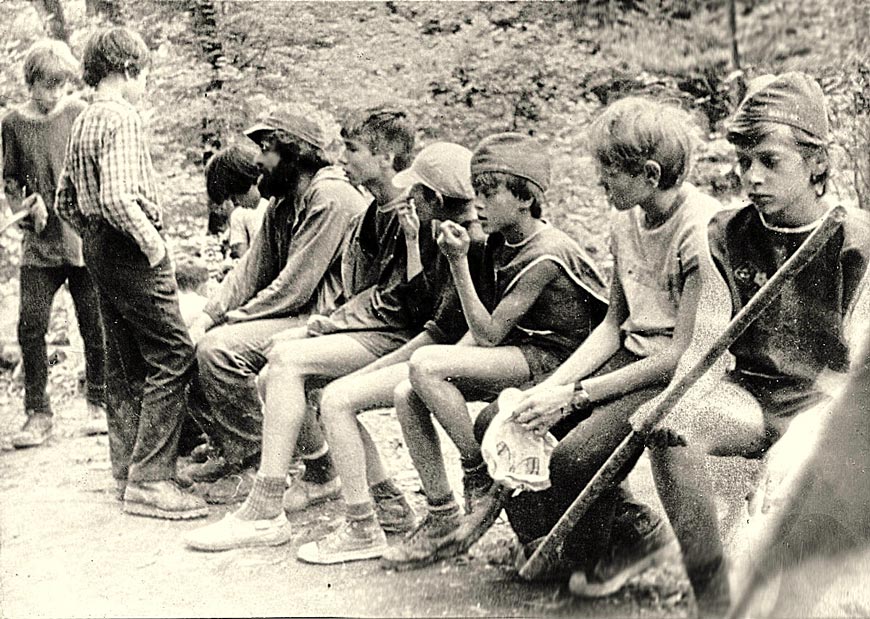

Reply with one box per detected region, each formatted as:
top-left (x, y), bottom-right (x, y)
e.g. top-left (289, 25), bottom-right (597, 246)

top-left (185, 511), bottom-right (293, 552)
top-left (283, 477), bottom-right (342, 512)
top-left (297, 518), bottom-right (387, 564)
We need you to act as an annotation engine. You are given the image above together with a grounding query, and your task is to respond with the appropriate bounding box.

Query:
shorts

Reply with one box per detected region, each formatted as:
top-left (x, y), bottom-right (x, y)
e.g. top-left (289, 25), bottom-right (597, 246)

top-left (510, 337), bottom-right (574, 384)
top-left (344, 328), bottom-right (416, 358)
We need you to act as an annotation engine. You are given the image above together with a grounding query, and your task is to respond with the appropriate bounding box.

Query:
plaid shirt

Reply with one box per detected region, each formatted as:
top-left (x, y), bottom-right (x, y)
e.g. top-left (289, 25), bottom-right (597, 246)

top-left (56, 93), bottom-right (164, 264)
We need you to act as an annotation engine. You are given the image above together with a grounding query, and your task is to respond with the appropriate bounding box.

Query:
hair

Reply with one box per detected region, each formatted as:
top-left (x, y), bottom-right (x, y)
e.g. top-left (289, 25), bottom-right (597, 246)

top-left (587, 96), bottom-right (696, 190)
top-left (174, 254), bottom-right (210, 292)
top-left (343, 108), bottom-right (415, 172)
top-left (82, 27), bottom-right (150, 88)
top-left (727, 123), bottom-right (830, 196)
top-left (265, 129), bottom-right (331, 175)
top-left (205, 145), bottom-right (260, 205)
top-left (471, 171), bottom-right (544, 218)
top-left (23, 39), bottom-right (79, 87)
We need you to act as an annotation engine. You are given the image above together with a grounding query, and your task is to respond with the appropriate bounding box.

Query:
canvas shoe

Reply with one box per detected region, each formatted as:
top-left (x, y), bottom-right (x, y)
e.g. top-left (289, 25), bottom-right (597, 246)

top-left (297, 517), bottom-right (387, 564)
top-left (569, 521), bottom-right (679, 597)
top-left (283, 476), bottom-right (341, 512)
top-left (186, 511), bottom-right (293, 552)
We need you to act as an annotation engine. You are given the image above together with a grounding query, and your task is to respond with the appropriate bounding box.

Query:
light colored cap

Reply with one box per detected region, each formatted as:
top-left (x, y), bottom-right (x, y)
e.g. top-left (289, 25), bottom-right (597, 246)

top-left (392, 142), bottom-right (474, 200)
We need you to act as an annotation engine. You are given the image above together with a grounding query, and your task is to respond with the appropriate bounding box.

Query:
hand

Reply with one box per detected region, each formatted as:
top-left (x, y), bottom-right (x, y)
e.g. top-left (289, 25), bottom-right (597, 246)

top-left (305, 314), bottom-right (335, 337)
top-left (22, 193), bottom-right (48, 234)
top-left (437, 220), bottom-right (470, 262)
top-left (146, 241), bottom-right (166, 268)
top-left (396, 199), bottom-right (420, 242)
top-left (188, 312), bottom-right (214, 345)
top-left (510, 383), bottom-right (574, 437)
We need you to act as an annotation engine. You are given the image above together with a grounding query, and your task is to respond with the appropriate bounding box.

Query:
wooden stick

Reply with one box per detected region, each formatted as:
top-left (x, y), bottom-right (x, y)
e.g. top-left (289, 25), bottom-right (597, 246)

top-left (519, 205), bottom-right (848, 581)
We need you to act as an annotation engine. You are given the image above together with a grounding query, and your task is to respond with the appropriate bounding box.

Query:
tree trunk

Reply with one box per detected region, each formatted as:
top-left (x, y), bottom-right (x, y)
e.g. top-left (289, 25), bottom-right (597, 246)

top-left (85, 0), bottom-right (124, 23)
top-left (188, 0), bottom-right (225, 166)
top-left (31, 0), bottom-right (69, 41)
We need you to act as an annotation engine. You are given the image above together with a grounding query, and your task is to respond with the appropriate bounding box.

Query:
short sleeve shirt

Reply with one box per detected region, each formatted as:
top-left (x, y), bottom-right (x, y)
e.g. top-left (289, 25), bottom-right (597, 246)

top-left (612, 183), bottom-right (721, 357)
top-left (228, 199), bottom-right (268, 251)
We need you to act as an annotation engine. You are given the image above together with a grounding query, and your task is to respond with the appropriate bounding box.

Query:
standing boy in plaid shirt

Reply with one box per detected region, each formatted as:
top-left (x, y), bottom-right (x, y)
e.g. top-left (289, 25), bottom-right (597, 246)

top-left (56, 27), bottom-right (207, 520)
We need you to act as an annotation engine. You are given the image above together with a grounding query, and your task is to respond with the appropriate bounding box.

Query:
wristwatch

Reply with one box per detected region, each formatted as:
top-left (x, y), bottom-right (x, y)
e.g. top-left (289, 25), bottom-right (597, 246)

top-left (567, 383), bottom-right (591, 415)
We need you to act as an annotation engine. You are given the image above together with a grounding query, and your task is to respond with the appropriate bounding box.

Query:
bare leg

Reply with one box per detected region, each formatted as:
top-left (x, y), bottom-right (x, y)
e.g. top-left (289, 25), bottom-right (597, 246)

top-left (320, 363), bottom-right (410, 506)
top-left (408, 345), bottom-right (530, 461)
top-left (257, 335), bottom-right (376, 478)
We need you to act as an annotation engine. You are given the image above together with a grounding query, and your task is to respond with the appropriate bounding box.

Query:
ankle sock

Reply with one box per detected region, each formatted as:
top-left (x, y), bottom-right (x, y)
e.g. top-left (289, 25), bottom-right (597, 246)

top-left (347, 501), bottom-right (376, 521)
top-left (427, 493), bottom-right (455, 508)
top-left (301, 452), bottom-right (336, 485)
top-left (370, 478), bottom-right (402, 500)
top-left (236, 474), bottom-right (284, 521)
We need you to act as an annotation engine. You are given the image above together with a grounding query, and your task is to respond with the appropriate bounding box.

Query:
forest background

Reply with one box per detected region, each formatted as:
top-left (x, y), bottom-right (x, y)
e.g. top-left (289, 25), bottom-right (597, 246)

top-left (0, 1), bottom-right (868, 616)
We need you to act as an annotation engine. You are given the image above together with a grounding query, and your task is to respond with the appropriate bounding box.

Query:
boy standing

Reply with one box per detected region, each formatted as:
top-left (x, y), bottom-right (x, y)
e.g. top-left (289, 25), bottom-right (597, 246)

top-left (2, 39), bottom-right (107, 447)
top-left (56, 27), bottom-right (206, 519)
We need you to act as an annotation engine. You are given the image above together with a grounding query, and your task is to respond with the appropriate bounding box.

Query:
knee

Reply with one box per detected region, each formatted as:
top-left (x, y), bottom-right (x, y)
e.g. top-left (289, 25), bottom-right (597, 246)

top-left (407, 348), bottom-right (445, 386)
top-left (265, 341), bottom-right (302, 374)
top-left (393, 379), bottom-right (418, 422)
top-left (320, 383), bottom-right (353, 420)
top-left (196, 329), bottom-right (223, 369)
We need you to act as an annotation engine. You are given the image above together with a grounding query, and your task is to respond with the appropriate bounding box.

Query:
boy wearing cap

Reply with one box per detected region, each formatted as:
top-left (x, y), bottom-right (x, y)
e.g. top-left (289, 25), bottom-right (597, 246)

top-left (468, 100), bottom-right (725, 587)
top-left (605, 72), bottom-right (870, 616)
top-left (380, 133), bottom-right (609, 571)
top-left (55, 27), bottom-right (206, 519)
top-left (186, 104), bottom-right (368, 502)
top-left (185, 142), bottom-right (482, 556)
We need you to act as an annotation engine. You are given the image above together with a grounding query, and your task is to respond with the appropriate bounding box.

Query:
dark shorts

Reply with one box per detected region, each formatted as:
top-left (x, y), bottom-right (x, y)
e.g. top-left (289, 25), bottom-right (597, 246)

top-left (511, 337), bottom-right (574, 384)
top-left (344, 329), bottom-right (415, 358)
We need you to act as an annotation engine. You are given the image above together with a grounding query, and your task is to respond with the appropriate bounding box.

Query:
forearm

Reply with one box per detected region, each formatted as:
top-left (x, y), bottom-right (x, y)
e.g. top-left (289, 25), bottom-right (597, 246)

top-left (450, 258), bottom-right (503, 346)
top-left (540, 318), bottom-right (622, 388)
top-left (405, 236), bottom-right (423, 281)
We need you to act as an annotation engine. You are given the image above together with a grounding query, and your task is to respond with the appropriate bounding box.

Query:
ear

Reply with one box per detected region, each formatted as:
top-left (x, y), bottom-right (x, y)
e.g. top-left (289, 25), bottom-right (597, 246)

top-left (643, 160), bottom-right (662, 188)
top-left (378, 151), bottom-right (395, 172)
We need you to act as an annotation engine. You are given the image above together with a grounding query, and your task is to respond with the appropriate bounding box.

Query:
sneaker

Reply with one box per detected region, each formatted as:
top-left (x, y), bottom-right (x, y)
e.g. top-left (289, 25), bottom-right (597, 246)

top-left (569, 521), bottom-right (679, 598)
top-left (177, 454), bottom-right (228, 486)
top-left (453, 483), bottom-right (510, 554)
top-left (375, 493), bottom-right (416, 534)
top-left (81, 401), bottom-right (108, 436)
top-left (282, 476), bottom-right (341, 512)
top-left (200, 468), bottom-right (256, 505)
top-left (186, 511), bottom-right (293, 552)
top-left (11, 412), bottom-right (53, 448)
top-left (380, 506), bottom-right (461, 571)
top-left (123, 480), bottom-right (208, 520)
top-left (297, 517), bottom-right (388, 564)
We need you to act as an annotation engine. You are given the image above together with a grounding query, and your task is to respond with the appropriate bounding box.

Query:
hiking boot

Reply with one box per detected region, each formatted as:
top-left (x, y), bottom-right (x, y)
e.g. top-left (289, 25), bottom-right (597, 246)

top-left (461, 463), bottom-right (494, 514)
top-left (297, 517), bottom-right (388, 564)
top-left (80, 401), bottom-right (108, 436)
top-left (375, 492), bottom-right (416, 534)
top-left (200, 468), bottom-right (256, 505)
top-left (282, 476), bottom-right (341, 512)
top-left (569, 521), bottom-right (679, 598)
top-left (123, 480), bottom-right (208, 520)
top-left (453, 483), bottom-right (510, 554)
top-left (185, 511), bottom-right (293, 552)
top-left (380, 505), bottom-right (461, 571)
top-left (11, 412), bottom-right (53, 448)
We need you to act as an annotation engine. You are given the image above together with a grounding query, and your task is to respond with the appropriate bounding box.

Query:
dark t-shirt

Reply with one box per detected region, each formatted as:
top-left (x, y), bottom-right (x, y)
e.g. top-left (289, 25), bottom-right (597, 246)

top-left (708, 205), bottom-right (870, 385)
top-left (2, 98), bottom-right (86, 267)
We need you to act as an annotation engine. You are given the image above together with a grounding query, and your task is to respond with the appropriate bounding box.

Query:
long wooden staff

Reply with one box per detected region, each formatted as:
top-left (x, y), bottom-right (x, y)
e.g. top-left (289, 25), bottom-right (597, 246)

top-left (519, 205), bottom-right (848, 581)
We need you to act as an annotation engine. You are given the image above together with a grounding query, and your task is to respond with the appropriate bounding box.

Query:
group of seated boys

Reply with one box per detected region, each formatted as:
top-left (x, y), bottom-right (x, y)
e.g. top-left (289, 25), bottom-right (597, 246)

top-left (4, 26), bottom-right (867, 618)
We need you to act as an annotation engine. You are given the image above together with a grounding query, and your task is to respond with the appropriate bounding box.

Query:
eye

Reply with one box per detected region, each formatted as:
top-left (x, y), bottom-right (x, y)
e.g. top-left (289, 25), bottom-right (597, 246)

top-left (760, 154), bottom-right (778, 169)
top-left (737, 155), bottom-right (751, 173)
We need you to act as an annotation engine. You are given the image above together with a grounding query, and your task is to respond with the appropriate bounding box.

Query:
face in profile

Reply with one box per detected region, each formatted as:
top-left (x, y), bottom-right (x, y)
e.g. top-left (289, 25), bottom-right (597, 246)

top-left (255, 137), bottom-right (301, 199)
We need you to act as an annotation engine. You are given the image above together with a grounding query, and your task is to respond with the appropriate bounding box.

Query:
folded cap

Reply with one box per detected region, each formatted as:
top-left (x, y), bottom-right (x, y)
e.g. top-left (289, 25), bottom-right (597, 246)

top-left (470, 132), bottom-right (551, 193)
top-left (243, 103), bottom-right (344, 163)
top-left (392, 142), bottom-right (474, 200)
top-left (727, 72), bottom-right (829, 143)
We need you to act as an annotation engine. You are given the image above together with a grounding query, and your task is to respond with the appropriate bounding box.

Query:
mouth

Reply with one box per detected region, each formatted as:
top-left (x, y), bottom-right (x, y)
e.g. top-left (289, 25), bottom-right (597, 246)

top-left (749, 193), bottom-right (774, 207)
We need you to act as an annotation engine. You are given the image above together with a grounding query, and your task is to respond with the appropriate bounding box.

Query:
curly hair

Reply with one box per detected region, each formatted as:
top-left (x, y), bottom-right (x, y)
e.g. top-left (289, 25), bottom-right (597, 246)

top-left (472, 171), bottom-right (544, 219)
top-left (82, 27), bottom-right (150, 88)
